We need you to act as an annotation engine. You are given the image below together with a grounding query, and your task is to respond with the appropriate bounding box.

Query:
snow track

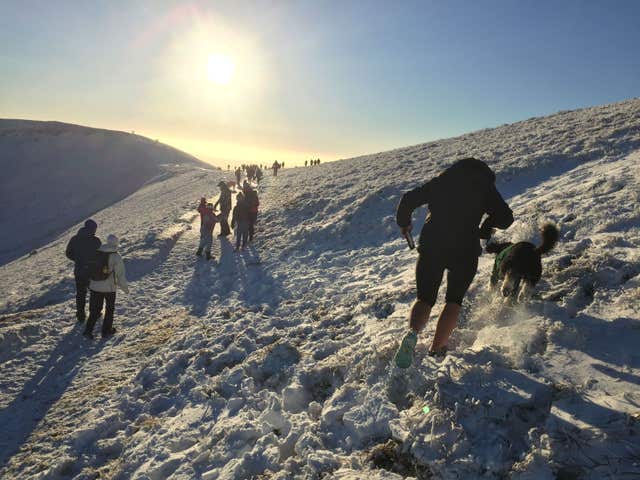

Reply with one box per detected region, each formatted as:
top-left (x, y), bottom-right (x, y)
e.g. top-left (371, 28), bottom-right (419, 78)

top-left (1, 98), bottom-right (640, 479)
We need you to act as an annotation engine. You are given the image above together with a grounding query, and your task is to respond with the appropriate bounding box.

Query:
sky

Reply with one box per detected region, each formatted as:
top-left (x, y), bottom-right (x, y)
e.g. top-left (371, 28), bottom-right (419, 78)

top-left (2, 0), bottom-right (640, 167)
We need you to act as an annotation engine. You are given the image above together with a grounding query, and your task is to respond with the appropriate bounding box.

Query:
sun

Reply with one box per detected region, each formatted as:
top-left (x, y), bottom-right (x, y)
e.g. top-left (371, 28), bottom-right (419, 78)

top-left (207, 54), bottom-right (235, 85)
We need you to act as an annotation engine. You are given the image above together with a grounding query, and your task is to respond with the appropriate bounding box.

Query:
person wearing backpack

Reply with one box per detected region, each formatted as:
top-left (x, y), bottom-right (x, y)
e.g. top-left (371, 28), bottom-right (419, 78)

top-left (83, 234), bottom-right (129, 339)
top-left (393, 158), bottom-right (513, 368)
top-left (65, 219), bottom-right (101, 322)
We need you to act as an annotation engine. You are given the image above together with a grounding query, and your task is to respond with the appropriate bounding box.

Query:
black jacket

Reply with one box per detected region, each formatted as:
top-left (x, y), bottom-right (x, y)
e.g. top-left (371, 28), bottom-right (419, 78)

top-left (65, 227), bottom-right (102, 277)
top-left (231, 200), bottom-right (251, 227)
top-left (396, 158), bottom-right (513, 256)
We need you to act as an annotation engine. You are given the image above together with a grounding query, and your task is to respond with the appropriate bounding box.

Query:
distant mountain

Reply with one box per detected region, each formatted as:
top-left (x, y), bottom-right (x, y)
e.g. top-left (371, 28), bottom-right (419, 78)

top-left (0, 120), bottom-right (211, 265)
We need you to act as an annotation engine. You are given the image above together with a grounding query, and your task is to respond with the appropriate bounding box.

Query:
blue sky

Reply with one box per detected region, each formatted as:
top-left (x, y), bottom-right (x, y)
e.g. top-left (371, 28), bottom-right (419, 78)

top-left (1, 0), bottom-right (639, 166)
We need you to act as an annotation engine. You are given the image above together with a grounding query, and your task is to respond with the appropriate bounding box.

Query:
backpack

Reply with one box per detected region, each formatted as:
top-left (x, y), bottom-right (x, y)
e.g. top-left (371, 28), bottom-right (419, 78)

top-left (90, 251), bottom-right (112, 281)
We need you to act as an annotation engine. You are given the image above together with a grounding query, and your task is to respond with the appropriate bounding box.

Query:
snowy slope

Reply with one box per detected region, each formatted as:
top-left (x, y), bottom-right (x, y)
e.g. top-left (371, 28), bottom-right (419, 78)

top-left (0, 119), bottom-right (209, 265)
top-left (1, 98), bottom-right (640, 479)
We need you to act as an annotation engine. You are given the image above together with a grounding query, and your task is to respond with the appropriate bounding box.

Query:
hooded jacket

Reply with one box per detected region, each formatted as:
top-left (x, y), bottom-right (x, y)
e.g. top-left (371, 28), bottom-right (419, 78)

top-left (214, 184), bottom-right (232, 213)
top-left (396, 158), bottom-right (513, 257)
top-left (65, 227), bottom-right (101, 277)
top-left (89, 236), bottom-right (129, 293)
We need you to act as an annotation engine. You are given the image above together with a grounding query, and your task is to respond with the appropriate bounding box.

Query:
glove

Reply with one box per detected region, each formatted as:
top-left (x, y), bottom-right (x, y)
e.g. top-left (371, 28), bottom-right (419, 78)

top-left (479, 221), bottom-right (495, 240)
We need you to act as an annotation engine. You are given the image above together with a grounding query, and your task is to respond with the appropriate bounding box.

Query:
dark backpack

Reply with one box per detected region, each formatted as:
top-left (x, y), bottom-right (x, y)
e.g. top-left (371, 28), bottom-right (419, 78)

top-left (90, 251), bottom-right (112, 281)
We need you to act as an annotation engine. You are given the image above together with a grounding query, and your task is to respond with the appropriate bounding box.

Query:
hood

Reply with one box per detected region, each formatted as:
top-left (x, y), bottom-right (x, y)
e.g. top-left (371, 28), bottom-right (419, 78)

top-left (98, 234), bottom-right (119, 253)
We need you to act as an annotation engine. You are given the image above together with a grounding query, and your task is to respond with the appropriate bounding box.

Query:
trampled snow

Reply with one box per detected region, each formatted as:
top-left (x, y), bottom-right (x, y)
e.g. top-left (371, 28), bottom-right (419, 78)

top-left (0, 120), bottom-right (209, 265)
top-left (1, 98), bottom-right (640, 479)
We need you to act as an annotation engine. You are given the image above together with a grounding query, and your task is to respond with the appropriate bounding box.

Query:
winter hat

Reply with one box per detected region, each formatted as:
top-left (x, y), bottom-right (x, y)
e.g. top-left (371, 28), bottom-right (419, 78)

top-left (105, 234), bottom-right (119, 249)
top-left (218, 181), bottom-right (227, 188)
top-left (84, 219), bottom-right (97, 233)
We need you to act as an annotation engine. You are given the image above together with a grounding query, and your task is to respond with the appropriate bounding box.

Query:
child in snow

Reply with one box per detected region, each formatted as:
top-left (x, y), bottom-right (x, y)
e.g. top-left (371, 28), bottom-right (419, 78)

top-left (83, 234), bottom-right (129, 339)
top-left (231, 192), bottom-right (250, 251)
top-left (394, 158), bottom-right (513, 368)
top-left (197, 197), bottom-right (218, 260)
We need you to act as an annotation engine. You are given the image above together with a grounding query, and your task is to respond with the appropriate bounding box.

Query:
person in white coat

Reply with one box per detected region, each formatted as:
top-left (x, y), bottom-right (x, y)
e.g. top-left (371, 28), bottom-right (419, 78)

top-left (83, 234), bottom-right (129, 339)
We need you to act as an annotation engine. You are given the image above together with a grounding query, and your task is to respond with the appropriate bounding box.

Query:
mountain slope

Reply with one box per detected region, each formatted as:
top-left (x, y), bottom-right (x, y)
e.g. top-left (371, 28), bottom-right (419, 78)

top-left (0, 119), bottom-right (210, 265)
top-left (1, 98), bottom-right (639, 479)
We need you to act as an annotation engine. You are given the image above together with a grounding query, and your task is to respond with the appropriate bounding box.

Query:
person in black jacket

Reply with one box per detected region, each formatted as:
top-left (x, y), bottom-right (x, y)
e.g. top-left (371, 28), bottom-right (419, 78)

top-left (231, 192), bottom-right (251, 251)
top-left (65, 219), bottom-right (102, 322)
top-left (214, 181), bottom-right (232, 236)
top-left (394, 158), bottom-right (513, 368)
top-left (242, 181), bottom-right (260, 242)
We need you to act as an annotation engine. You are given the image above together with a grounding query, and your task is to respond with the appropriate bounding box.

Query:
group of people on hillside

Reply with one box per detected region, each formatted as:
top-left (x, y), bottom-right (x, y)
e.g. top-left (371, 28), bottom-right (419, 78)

top-left (305, 158), bottom-right (321, 167)
top-left (196, 179), bottom-right (260, 259)
top-left (234, 164), bottom-right (264, 185)
top-left (66, 220), bottom-right (129, 340)
top-left (67, 157), bottom-right (511, 363)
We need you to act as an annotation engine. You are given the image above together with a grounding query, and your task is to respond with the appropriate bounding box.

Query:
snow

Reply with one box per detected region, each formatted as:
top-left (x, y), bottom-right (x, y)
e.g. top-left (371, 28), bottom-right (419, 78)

top-left (1, 97), bottom-right (640, 479)
top-left (0, 119), bottom-right (209, 265)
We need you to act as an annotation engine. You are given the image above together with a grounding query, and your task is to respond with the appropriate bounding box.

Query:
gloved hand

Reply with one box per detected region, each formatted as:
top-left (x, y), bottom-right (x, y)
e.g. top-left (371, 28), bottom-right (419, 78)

top-left (479, 221), bottom-right (495, 240)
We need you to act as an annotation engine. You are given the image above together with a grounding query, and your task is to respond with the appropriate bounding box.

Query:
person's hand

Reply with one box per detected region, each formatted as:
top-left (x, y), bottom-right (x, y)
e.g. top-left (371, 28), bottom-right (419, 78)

top-left (400, 224), bottom-right (412, 237)
top-left (479, 222), bottom-right (495, 240)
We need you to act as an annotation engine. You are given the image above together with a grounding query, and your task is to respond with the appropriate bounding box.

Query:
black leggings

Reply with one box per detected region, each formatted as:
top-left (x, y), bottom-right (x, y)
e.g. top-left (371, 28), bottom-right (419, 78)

top-left (416, 252), bottom-right (478, 306)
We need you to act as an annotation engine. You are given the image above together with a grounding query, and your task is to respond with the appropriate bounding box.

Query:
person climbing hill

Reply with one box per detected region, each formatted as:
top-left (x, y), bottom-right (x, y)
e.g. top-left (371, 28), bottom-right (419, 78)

top-left (231, 192), bottom-right (250, 251)
top-left (197, 197), bottom-right (218, 260)
top-left (243, 181), bottom-right (260, 242)
top-left (65, 219), bottom-right (101, 322)
top-left (394, 157), bottom-right (514, 368)
top-left (83, 234), bottom-right (129, 339)
top-left (214, 181), bottom-right (232, 237)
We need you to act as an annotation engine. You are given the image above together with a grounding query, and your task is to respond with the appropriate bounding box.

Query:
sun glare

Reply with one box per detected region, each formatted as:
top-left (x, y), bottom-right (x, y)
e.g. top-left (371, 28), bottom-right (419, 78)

top-left (207, 54), bottom-right (235, 85)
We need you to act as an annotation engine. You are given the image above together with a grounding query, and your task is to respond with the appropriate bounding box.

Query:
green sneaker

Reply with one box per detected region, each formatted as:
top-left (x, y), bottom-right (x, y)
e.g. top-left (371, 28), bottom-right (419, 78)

top-left (394, 330), bottom-right (418, 369)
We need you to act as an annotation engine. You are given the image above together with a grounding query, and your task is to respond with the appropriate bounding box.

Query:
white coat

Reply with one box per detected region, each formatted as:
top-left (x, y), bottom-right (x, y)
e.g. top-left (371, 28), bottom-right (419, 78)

top-left (89, 243), bottom-right (129, 294)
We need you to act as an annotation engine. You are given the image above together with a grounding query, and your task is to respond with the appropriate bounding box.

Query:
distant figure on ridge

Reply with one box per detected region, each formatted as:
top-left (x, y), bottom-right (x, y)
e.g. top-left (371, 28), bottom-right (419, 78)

top-left (272, 161), bottom-right (280, 177)
top-left (197, 197), bottom-right (218, 260)
top-left (231, 192), bottom-right (250, 251)
top-left (66, 219), bottom-right (101, 322)
top-left (256, 167), bottom-right (263, 184)
top-left (83, 234), bottom-right (129, 339)
top-left (214, 181), bottom-right (232, 237)
top-left (393, 158), bottom-right (513, 368)
top-left (235, 167), bottom-right (242, 187)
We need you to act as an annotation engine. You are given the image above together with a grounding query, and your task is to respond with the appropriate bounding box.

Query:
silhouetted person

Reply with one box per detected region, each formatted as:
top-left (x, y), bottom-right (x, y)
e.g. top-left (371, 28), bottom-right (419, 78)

top-left (66, 219), bottom-right (101, 322)
top-left (214, 181), bottom-right (232, 236)
top-left (232, 192), bottom-right (250, 251)
top-left (393, 158), bottom-right (513, 368)
top-left (243, 181), bottom-right (260, 242)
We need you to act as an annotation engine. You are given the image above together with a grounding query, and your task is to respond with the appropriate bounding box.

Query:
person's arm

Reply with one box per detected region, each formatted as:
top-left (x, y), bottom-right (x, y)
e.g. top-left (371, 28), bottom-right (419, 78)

top-left (231, 207), bottom-right (237, 228)
top-left (113, 254), bottom-right (130, 294)
top-left (480, 184), bottom-right (514, 238)
top-left (396, 180), bottom-right (433, 232)
top-left (213, 198), bottom-right (220, 210)
top-left (65, 238), bottom-right (75, 261)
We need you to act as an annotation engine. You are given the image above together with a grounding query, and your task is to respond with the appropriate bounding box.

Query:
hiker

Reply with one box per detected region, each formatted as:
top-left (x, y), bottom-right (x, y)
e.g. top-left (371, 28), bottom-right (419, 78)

top-left (83, 234), bottom-right (129, 339)
top-left (66, 219), bottom-right (102, 322)
top-left (256, 167), bottom-right (263, 184)
top-left (243, 181), bottom-right (260, 242)
top-left (197, 197), bottom-right (218, 260)
top-left (394, 158), bottom-right (513, 367)
top-left (231, 192), bottom-right (250, 251)
top-left (214, 181), bottom-right (232, 236)
top-left (272, 161), bottom-right (280, 177)
top-left (235, 167), bottom-right (242, 186)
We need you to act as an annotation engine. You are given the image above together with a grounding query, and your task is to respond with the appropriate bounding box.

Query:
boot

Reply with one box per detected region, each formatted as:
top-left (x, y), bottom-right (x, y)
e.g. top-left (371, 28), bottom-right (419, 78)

top-left (394, 330), bottom-right (418, 369)
top-left (102, 327), bottom-right (117, 338)
top-left (76, 311), bottom-right (86, 323)
top-left (205, 250), bottom-right (212, 260)
top-left (196, 247), bottom-right (203, 256)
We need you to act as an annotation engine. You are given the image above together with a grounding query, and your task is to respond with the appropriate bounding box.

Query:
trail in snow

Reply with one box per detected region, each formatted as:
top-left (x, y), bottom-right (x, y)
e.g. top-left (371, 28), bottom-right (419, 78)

top-left (1, 98), bottom-right (640, 479)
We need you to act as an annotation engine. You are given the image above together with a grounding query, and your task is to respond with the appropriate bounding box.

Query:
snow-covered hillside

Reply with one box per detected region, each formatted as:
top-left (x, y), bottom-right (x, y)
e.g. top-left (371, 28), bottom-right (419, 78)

top-left (1, 98), bottom-right (639, 479)
top-left (0, 120), bottom-right (209, 265)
